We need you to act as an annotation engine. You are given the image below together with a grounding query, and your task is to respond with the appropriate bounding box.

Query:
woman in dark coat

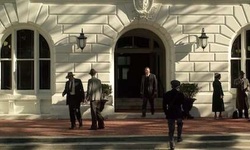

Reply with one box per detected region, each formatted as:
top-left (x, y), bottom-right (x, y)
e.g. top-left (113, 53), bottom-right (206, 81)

top-left (212, 73), bottom-right (224, 119)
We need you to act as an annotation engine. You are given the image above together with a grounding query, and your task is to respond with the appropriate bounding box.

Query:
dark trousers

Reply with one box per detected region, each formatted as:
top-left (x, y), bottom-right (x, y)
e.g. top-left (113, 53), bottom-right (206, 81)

top-left (142, 97), bottom-right (155, 115)
top-left (68, 104), bottom-right (82, 127)
top-left (68, 95), bottom-right (82, 127)
top-left (90, 100), bottom-right (104, 129)
top-left (238, 103), bottom-right (249, 118)
top-left (168, 118), bottom-right (183, 148)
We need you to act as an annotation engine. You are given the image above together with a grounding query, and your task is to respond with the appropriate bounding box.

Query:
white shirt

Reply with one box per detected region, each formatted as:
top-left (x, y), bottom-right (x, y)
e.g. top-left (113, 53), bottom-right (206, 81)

top-left (69, 79), bottom-right (75, 95)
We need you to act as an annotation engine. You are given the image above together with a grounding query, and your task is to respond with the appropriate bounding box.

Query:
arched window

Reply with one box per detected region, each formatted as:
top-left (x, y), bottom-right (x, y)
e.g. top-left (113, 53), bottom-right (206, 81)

top-left (0, 29), bottom-right (50, 92)
top-left (231, 29), bottom-right (250, 88)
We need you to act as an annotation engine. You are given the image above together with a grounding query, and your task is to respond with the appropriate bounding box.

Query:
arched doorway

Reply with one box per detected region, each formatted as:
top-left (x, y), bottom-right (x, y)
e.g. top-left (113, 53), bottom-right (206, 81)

top-left (114, 29), bottom-right (166, 112)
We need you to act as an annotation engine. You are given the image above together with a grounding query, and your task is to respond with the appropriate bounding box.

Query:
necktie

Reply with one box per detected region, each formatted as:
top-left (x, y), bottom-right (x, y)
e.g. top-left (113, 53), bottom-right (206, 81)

top-left (69, 81), bottom-right (73, 92)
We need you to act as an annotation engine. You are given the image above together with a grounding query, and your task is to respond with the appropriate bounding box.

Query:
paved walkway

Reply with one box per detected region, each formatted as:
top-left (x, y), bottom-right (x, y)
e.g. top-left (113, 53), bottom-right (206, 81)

top-left (0, 117), bottom-right (250, 137)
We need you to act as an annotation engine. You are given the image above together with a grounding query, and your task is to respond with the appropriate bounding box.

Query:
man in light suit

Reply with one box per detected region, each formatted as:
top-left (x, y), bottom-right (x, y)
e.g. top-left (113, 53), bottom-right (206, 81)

top-left (86, 69), bottom-right (104, 130)
top-left (62, 72), bottom-right (85, 129)
top-left (234, 71), bottom-right (249, 119)
top-left (140, 67), bottom-right (158, 117)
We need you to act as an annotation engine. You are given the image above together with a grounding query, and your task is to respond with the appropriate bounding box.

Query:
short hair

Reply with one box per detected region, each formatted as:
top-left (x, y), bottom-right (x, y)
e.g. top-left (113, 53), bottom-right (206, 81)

top-left (89, 68), bottom-right (97, 76)
top-left (214, 73), bottom-right (221, 79)
top-left (171, 80), bottom-right (180, 88)
top-left (240, 71), bottom-right (245, 76)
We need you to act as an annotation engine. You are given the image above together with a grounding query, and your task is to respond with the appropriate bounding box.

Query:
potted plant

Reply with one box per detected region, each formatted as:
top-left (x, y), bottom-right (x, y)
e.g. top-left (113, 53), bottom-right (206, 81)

top-left (179, 83), bottom-right (200, 119)
top-left (100, 84), bottom-right (112, 111)
top-left (101, 84), bottom-right (112, 99)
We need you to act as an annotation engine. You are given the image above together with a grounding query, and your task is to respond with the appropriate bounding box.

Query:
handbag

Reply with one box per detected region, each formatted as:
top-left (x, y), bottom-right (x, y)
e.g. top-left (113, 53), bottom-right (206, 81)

top-left (232, 110), bottom-right (238, 119)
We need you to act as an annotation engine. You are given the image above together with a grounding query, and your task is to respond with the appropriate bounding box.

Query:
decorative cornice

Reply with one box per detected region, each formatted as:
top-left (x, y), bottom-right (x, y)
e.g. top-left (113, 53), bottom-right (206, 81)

top-left (132, 0), bottom-right (157, 20)
top-left (30, 0), bottom-right (250, 4)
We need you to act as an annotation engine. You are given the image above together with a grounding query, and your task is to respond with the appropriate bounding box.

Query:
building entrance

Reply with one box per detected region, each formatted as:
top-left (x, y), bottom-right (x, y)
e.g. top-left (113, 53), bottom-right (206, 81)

top-left (114, 29), bottom-right (165, 112)
top-left (116, 53), bottom-right (151, 98)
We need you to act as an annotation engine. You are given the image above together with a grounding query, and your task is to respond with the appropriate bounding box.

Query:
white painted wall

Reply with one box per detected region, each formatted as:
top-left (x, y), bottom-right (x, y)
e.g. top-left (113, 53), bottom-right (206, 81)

top-left (0, 0), bottom-right (250, 118)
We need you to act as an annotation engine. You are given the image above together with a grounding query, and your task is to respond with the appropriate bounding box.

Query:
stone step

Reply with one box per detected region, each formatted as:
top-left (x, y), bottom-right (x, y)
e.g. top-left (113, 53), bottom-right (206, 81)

top-left (0, 134), bottom-right (249, 150)
top-left (177, 134), bottom-right (250, 149)
top-left (115, 98), bottom-right (163, 111)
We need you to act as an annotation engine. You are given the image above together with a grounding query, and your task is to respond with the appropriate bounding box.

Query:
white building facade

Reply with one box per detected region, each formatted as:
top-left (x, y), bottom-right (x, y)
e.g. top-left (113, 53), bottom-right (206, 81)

top-left (0, 0), bottom-right (249, 118)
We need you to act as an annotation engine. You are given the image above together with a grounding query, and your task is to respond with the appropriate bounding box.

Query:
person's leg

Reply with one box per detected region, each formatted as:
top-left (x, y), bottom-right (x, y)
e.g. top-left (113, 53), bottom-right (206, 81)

top-left (142, 97), bottom-right (148, 117)
top-left (90, 101), bottom-right (97, 129)
top-left (238, 109), bottom-right (243, 118)
top-left (214, 112), bottom-right (217, 119)
top-left (219, 112), bottom-right (222, 118)
top-left (96, 101), bottom-right (105, 129)
top-left (149, 97), bottom-right (155, 115)
top-left (68, 105), bottom-right (76, 129)
top-left (244, 102), bottom-right (249, 119)
top-left (168, 119), bottom-right (175, 149)
top-left (177, 118), bottom-right (183, 142)
top-left (75, 105), bottom-right (82, 128)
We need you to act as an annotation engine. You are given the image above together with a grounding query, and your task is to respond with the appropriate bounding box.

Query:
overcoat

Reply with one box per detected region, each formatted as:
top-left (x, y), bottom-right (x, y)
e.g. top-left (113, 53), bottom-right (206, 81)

top-left (163, 88), bottom-right (185, 119)
top-left (234, 78), bottom-right (249, 110)
top-left (212, 79), bottom-right (224, 112)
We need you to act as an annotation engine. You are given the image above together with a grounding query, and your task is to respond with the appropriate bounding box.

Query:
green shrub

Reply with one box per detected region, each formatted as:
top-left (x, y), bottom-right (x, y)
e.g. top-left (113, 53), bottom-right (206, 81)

top-left (180, 83), bottom-right (200, 99)
top-left (101, 84), bottom-right (112, 97)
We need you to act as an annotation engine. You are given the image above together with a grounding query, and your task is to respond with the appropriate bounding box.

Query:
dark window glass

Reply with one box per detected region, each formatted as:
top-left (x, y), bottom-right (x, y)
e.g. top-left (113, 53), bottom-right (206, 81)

top-left (1, 61), bottom-right (11, 89)
top-left (117, 37), bottom-right (133, 48)
top-left (1, 30), bottom-right (51, 91)
top-left (17, 30), bottom-right (34, 59)
top-left (39, 60), bottom-right (50, 89)
top-left (17, 61), bottom-right (34, 90)
top-left (39, 34), bottom-right (50, 58)
top-left (134, 36), bottom-right (149, 48)
top-left (154, 40), bottom-right (159, 48)
top-left (246, 30), bottom-right (250, 58)
top-left (231, 60), bottom-right (241, 88)
top-left (1, 35), bottom-right (11, 58)
top-left (231, 35), bottom-right (241, 58)
top-left (117, 56), bottom-right (130, 65)
top-left (246, 60), bottom-right (250, 83)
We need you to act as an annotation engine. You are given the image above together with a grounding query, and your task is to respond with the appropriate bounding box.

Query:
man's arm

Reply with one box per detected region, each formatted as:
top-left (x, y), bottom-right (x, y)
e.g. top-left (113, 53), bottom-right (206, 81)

top-left (162, 93), bottom-right (168, 116)
top-left (140, 76), bottom-right (144, 96)
top-left (62, 81), bottom-right (68, 97)
top-left (79, 79), bottom-right (85, 100)
top-left (86, 80), bottom-right (91, 101)
top-left (153, 74), bottom-right (158, 96)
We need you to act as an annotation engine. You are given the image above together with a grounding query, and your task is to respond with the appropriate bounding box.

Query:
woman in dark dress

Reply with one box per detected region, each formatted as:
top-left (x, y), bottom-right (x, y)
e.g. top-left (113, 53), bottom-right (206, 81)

top-left (212, 73), bottom-right (225, 119)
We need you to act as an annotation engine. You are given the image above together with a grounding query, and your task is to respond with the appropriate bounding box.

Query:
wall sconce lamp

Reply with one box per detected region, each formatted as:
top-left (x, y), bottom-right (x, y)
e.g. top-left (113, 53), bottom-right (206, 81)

top-left (198, 28), bottom-right (208, 49)
top-left (77, 28), bottom-right (87, 51)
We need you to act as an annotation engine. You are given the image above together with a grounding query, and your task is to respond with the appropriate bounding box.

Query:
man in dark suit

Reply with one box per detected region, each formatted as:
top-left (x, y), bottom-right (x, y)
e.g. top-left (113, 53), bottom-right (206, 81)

top-left (86, 69), bottom-right (104, 130)
top-left (62, 72), bottom-right (85, 129)
top-left (163, 80), bottom-right (185, 150)
top-left (140, 67), bottom-right (158, 117)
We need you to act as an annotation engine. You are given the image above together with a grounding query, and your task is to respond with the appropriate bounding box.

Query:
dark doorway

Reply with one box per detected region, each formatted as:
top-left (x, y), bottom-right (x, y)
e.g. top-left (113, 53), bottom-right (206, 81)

top-left (114, 29), bottom-right (165, 112)
top-left (115, 53), bottom-right (152, 98)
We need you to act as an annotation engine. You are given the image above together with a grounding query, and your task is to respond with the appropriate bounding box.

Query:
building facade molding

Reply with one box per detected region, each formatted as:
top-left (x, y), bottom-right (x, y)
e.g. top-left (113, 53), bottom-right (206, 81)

top-left (1, 0), bottom-right (250, 118)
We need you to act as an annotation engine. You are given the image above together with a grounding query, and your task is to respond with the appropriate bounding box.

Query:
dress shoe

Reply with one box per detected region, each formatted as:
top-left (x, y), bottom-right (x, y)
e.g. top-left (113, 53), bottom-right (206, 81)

top-left (98, 126), bottom-right (105, 129)
top-left (69, 126), bottom-right (76, 130)
top-left (170, 142), bottom-right (174, 150)
top-left (177, 137), bottom-right (183, 142)
top-left (88, 127), bottom-right (97, 130)
top-left (79, 123), bottom-right (83, 128)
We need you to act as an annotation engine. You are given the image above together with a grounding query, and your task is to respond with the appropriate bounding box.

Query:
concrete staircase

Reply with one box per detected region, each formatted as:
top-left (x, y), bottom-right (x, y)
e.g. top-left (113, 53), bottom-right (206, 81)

top-left (115, 98), bottom-right (163, 112)
top-left (176, 134), bottom-right (250, 149)
top-left (0, 134), bottom-right (249, 150)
